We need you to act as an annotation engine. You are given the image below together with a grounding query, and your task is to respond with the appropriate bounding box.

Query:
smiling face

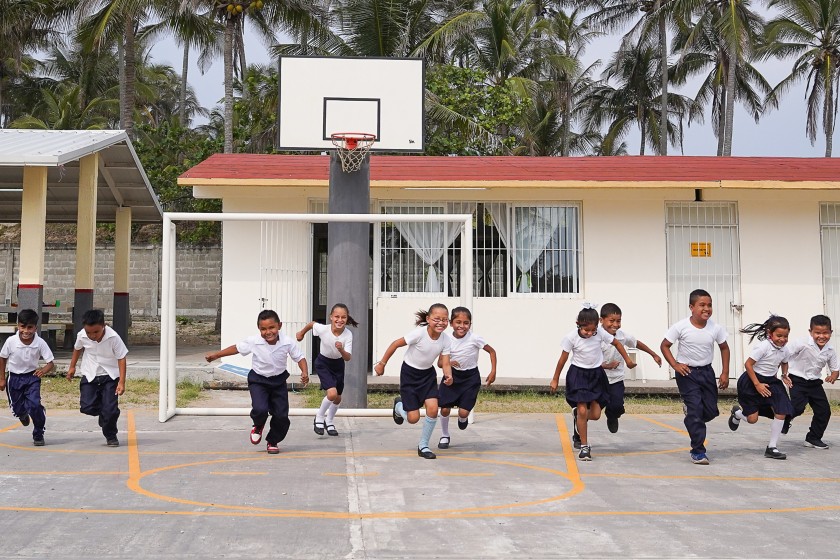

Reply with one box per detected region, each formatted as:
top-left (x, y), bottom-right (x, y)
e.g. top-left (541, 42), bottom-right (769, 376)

top-left (450, 312), bottom-right (472, 339)
top-left (768, 327), bottom-right (790, 348)
top-left (17, 323), bottom-right (37, 343)
top-left (600, 313), bottom-right (622, 336)
top-left (810, 324), bottom-right (833, 349)
top-left (577, 321), bottom-right (598, 339)
top-left (330, 307), bottom-right (348, 331)
top-left (427, 308), bottom-right (449, 335)
top-left (258, 318), bottom-right (281, 344)
top-left (689, 296), bottom-right (713, 325)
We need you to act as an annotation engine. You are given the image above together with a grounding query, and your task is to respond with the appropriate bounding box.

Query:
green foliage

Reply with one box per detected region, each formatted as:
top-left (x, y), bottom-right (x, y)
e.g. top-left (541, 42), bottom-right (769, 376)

top-left (425, 64), bottom-right (527, 155)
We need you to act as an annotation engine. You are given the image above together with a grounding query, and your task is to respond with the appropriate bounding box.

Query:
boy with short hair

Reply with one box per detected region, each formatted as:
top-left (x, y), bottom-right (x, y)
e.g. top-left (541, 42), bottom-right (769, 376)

top-left (784, 314), bottom-right (839, 450)
top-left (66, 309), bottom-right (128, 447)
top-left (660, 289), bottom-right (730, 465)
top-left (0, 309), bottom-right (54, 446)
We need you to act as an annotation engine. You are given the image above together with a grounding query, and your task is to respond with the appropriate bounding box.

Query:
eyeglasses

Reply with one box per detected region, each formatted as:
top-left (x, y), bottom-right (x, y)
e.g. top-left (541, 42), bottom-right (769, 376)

top-left (429, 318), bottom-right (449, 324)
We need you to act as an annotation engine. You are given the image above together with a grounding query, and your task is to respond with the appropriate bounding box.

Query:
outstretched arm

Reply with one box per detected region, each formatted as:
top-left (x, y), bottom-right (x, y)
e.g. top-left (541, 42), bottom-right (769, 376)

top-left (483, 344), bottom-right (497, 386)
top-left (66, 348), bottom-right (83, 380)
top-left (611, 339), bottom-right (636, 369)
top-left (374, 338), bottom-right (407, 375)
top-left (205, 345), bottom-right (239, 363)
top-left (635, 340), bottom-right (662, 367)
top-left (661, 339), bottom-right (690, 376)
top-left (296, 322), bottom-right (315, 342)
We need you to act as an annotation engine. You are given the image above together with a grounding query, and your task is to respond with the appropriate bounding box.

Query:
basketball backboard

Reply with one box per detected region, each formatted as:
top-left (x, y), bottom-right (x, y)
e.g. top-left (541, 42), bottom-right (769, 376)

top-left (277, 56), bottom-right (424, 153)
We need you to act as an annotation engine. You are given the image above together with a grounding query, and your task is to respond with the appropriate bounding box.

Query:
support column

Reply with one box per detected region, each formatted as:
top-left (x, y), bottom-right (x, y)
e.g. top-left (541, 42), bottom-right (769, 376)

top-left (327, 155), bottom-right (370, 409)
top-left (112, 206), bottom-right (131, 344)
top-left (18, 166), bottom-right (48, 327)
top-left (74, 153), bottom-right (98, 333)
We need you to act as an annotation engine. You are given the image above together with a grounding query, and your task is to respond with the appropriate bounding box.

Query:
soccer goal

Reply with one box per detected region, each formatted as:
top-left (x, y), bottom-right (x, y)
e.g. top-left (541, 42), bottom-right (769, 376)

top-left (159, 212), bottom-right (474, 422)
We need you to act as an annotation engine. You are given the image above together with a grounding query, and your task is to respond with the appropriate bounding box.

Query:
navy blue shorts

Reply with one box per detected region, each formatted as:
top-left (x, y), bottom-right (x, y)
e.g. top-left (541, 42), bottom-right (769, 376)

top-left (565, 364), bottom-right (610, 409)
top-left (438, 367), bottom-right (481, 410)
top-left (399, 362), bottom-right (439, 412)
top-left (737, 372), bottom-right (794, 418)
top-left (314, 354), bottom-right (345, 394)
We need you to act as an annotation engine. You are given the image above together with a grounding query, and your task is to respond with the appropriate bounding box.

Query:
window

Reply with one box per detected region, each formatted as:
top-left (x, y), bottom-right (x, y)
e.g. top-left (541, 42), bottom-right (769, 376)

top-left (378, 202), bottom-right (581, 297)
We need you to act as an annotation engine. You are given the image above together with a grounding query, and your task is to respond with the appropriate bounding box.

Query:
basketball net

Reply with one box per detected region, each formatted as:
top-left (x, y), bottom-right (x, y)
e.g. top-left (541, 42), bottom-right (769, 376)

top-left (331, 133), bottom-right (375, 173)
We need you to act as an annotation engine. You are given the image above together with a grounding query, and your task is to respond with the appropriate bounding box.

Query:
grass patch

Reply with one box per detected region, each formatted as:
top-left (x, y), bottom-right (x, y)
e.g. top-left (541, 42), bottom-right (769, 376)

top-left (38, 376), bottom-right (204, 409)
top-left (301, 386), bottom-right (835, 416)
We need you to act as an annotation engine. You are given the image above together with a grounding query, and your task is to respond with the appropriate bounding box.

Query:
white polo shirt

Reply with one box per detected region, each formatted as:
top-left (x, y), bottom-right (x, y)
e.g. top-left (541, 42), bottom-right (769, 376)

top-left (74, 326), bottom-right (129, 381)
top-left (236, 333), bottom-right (304, 377)
top-left (448, 331), bottom-right (487, 371)
top-left (561, 328), bottom-right (615, 369)
top-left (403, 326), bottom-right (451, 370)
top-left (748, 339), bottom-right (789, 377)
top-left (313, 322), bottom-right (353, 359)
top-left (602, 328), bottom-right (636, 384)
top-left (663, 317), bottom-right (728, 367)
top-left (0, 332), bottom-right (54, 374)
top-left (786, 337), bottom-right (839, 381)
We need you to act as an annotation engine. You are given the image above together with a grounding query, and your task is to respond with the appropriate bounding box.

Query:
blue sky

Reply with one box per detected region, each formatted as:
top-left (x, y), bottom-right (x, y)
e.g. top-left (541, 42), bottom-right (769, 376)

top-left (149, 7), bottom-right (832, 158)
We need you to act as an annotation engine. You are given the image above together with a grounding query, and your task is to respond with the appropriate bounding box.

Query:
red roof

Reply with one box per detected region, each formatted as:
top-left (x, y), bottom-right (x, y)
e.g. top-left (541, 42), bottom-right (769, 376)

top-left (179, 154), bottom-right (840, 183)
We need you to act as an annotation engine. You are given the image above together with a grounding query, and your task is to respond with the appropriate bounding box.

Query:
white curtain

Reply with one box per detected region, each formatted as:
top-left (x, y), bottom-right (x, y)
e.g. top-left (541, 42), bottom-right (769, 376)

top-left (490, 206), bottom-right (562, 293)
top-left (394, 203), bottom-right (475, 292)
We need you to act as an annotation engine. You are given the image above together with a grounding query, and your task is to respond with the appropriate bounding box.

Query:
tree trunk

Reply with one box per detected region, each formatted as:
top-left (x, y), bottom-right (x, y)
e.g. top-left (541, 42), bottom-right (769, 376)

top-left (561, 83), bottom-right (571, 157)
top-left (722, 42), bottom-right (737, 156)
top-left (118, 38), bottom-right (126, 130)
top-left (224, 18), bottom-right (235, 154)
top-left (825, 64), bottom-right (834, 158)
top-left (237, 18), bottom-right (248, 91)
top-left (179, 43), bottom-right (189, 127)
top-left (122, 18), bottom-right (136, 137)
top-left (639, 115), bottom-right (646, 156)
top-left (0, 79), bottom-right (5, 128)
top-left (716, 86), bottom-right (726, 156)
top-left (657, 1), bottom-right (668, 155)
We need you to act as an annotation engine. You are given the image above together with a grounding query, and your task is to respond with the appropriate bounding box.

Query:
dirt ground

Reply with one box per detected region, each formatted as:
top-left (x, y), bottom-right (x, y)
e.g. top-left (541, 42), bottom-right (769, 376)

top-left (128, 317), bottom-right (220, 347)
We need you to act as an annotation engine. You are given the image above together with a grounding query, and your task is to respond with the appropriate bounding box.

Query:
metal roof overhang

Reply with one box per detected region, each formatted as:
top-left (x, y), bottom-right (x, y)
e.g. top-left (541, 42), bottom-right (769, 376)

top-left (0, 130), bottom-right (162, 223)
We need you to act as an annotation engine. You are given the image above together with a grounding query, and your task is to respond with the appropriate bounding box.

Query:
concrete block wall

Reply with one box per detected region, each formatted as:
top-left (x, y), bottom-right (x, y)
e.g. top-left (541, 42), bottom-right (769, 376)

top-left (0, 244), bottom-right (221, 319)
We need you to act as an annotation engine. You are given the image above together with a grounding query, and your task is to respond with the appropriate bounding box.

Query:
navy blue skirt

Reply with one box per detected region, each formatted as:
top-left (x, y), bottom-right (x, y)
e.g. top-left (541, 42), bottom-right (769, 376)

top-left (400, 363), bottom-right (439, 412)
top-left (314, 354), bottom-right (345, 394)
top-left (737, 372), bottom-right (794, 418)
top-left (565, 364), bottom-right (610, 409)
top-left (438, 367), bottom-right (481, 410)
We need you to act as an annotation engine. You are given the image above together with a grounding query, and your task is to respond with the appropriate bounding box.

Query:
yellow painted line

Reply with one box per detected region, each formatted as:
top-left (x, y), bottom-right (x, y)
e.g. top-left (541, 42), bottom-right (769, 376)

top-left (323, 472), bottom-right (379, 477)
top-left (211, 472), bottom-right (268, 476)
top-left (436, 472), bottom-right (494, 477)
top-left (0, 471), bottom-right (125, 476)
top-left (0, 423), bottom-right (21, 433)
top-left (634, 414), bottom-right (690, 437)
top-left (555, 414), bottom-right (584, 495)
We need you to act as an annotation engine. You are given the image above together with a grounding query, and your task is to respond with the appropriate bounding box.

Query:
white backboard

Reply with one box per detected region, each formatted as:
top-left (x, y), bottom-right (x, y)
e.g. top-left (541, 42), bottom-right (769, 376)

top-left (278, 56), bottom-right (425, 152)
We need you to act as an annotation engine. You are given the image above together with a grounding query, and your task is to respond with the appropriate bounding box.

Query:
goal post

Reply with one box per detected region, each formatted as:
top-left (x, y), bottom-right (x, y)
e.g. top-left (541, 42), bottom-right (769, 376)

top-left (159, 212), bottom-right (474, 422)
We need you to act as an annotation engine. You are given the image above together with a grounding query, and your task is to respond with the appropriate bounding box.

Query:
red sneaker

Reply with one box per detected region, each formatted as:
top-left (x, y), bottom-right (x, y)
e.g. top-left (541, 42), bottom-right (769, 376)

top-left (250, 426), bottom-right (263, 445)
top-left (266, 442), bottom-right (279, 454)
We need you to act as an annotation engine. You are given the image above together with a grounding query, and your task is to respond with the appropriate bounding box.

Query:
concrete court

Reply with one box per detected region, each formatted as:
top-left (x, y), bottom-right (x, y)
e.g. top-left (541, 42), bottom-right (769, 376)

top-left (1, 408), bottom-right (839, 559)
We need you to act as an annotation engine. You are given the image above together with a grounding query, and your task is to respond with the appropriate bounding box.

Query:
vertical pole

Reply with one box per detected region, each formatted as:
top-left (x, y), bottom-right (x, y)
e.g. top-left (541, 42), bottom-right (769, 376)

top-left (18, 166), bottom-right (48, 328)
top-left (327, 155), bottom-right (370, 409)
top-left (462, 217), bottom-right (473, 311)
top-left (167, 221), bottom-right (177, 416)
top-left (113, 206), bottom-right (132, 344)
top-left (74, 153), bottom-right (98, 333)
top-left (159, 216), bottom-right (172, 422)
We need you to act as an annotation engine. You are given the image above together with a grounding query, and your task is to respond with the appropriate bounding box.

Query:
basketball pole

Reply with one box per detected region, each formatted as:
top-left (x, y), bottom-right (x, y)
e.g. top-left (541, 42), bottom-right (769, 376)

top-left (327, 153), bottom-right (370, 408)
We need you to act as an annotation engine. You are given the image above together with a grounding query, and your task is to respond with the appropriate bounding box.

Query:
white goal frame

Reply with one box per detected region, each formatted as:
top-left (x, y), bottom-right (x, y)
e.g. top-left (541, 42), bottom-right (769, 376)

top-left (159, 212), bottom-right (473, 422)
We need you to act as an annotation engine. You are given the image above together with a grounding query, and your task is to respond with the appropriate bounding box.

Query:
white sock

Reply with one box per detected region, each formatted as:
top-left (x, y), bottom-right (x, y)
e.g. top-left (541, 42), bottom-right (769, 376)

top-left (326, 402), bottom-right (339, 425)
top-left (316, 397), bottom-right (331, 423)
top-left (769, 418), bottom-right (784, 448)
top-left (734, 410), bottom-right (747, 422)
top-left (440, 416), bottom-right (450, 437)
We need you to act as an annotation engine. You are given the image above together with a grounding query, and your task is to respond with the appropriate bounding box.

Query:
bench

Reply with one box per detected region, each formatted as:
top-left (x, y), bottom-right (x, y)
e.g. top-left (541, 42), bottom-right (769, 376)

top-left (0, 323), bottom-right (65, 350)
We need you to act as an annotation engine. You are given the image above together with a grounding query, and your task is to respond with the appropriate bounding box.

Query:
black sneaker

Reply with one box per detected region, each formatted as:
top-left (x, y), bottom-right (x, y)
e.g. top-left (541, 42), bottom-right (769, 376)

top-left (781, 417), bottom-right (791, 435)
top-left (392, 397), bottom-right (404, 425)
top-left (607, 416), bottom-right (619, 433)
top-left (579, 445), bottom-right (592, 461)
top-left (764, 446), bottom-right (786, 460)
top-left (728, 405), bottom-right (741, 431)
top-left (106, 438), bottom-right (120, 447)
top-left (33, 436), bottom-right (45, 447)
top-left (804, 437), bottom-right (829, 450)
top-left (458, 417), bottom-right (468, 430)
top-left (572, 410), bottom-right (581, 449)
top-left (19, 414), bottom-right (30, 427)
top-left (417, 447), bottom-right (436, 459)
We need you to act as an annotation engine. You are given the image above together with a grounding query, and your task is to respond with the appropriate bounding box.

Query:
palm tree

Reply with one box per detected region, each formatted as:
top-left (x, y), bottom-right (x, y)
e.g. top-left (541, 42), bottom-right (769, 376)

top-left (582, 39), bottom-right (699, 155)
top-left (10, 84), bottom-right (115, 129)
top-left (588, 0), bottom-right (675, 155)
top-left (671, 9), bottom-right (771, 155)
top-left (763, 0), bottom-right (840, 157)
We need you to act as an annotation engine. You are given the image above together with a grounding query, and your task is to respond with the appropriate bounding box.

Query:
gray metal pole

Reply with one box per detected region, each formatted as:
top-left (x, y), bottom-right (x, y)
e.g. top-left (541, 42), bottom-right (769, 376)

top-left (327, 154), bottom-right (370, 408)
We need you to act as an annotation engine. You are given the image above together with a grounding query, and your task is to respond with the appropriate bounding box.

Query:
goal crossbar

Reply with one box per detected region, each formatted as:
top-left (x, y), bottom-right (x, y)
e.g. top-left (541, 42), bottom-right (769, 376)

top-left (160, 212), bottom-right (474, 422)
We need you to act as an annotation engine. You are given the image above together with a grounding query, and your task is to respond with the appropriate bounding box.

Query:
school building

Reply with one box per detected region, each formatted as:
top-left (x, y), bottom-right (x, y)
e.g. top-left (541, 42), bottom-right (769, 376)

top-left (178, 155), bottom-right (840, 381)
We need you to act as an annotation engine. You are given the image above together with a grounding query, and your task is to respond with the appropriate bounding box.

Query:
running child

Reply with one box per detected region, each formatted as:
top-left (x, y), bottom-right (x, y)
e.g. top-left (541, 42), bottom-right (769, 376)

top-left (597, 303), bottom-right (662, 439)
top-left (206, 309), bottom-right (309, 454)
top-left (66, 309), bottom-right (128, 447)
top-left (728, 315), bottom-right (795, 460)
top-left (374, 303), bottom-right (453, 460)
top-left (660, 289), bottom-right (730, 465)
top-left (296, 303), bottom-right (357, 437)
top-left (785, 315), bottom-right (839, 450)
top-left (435, 306), bottom-right (496, 450)
top-left (550, 304), bottom-right (637, 461)
top-left (0, 309), bottom-right (55, 446)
